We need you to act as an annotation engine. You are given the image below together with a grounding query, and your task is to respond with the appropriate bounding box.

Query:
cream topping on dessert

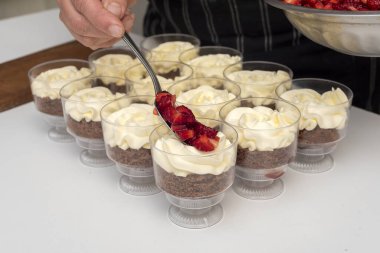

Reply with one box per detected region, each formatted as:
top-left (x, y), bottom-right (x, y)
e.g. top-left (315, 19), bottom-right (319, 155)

top-left (227, 70), bottom-right (291, 98)
top-left (65, 87), bottom-right (123, 122)
top-left (31, 66), bottom-right (91, 99)
top-left (176, 85), bottom-right (236, 119)
top-left (185, 54), bottom-right (241, 78)
top-left (225, 106), bottom-right (298, 151)
top-left (153, 132), bottom-right (235, 177)
top-left (280, 88), bottom-right (349, 130)
top-left (103, 104), bottom-right (160, 150)
top-left (92, 54), bottom-right (138, 82)
top-left (151, 41), bottom-right (195, 61)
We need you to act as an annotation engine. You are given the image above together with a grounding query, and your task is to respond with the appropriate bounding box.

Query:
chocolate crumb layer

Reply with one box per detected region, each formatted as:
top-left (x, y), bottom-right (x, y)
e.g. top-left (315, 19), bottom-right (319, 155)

top-left (158, 68), bottom-right (180, 80)
top-left (236, 142), bottom-right (296, 170)
top-left (155, 166), bottom-right (234, 198)
top-left (92, 78), bottom-right (127, 94)
top-left (298, 126), bottom-right (340, 145)
top-left (34, 96), bottom-right (63, 116)
top-left (66, 116), bottom-right (103, 139)
top-left (108, 145), bottom-right (152, 168)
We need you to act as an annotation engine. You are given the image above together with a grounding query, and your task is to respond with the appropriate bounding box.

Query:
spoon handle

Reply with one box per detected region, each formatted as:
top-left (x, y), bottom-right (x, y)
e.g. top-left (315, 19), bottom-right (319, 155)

top-left (122, 32), bottom-right (162, 93)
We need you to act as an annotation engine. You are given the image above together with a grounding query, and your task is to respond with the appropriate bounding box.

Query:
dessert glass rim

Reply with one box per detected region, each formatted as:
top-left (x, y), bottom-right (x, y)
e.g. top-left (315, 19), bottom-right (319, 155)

top-left (100, 95), bottom-right (161, 127)
top-left (28, 58), bottom-right (90, 79)
top-left (124, 60), bottom-right (194, 85)
top-left (140, 33), bottom-right (201, 49)
top-left (219, 97), bottom-right (301, 131)
top-left (168, 77), bottom-right (241, 107)
top-left (59, 75), bottom-right (125, 101)
top-left (89, 46), bottom-right (139, 67)
top-left (223, 60), bottom-right (294, 87)
top-left (275, 78), bottom-right (354, 107)
top-left (178, 45), bottom-right (243, 64)
top-left (150, 118), bottom-right (238, 157)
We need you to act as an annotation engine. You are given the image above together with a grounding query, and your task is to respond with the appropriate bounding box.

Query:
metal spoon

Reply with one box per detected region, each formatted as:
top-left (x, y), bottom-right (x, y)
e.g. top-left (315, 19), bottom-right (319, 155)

top-left (122, 32), bottom-right (183, 142)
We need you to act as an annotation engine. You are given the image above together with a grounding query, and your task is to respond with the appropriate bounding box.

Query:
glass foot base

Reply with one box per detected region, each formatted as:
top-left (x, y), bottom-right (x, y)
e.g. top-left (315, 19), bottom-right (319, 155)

top-left (80, 149), bottom-right (114, 168)
top-left (168, 204), bottom-right (223, 229)
top-left (119, 175), bottom-right (161, 196)
top-left (289, 153), bottom-right (334, 174)
top-left (233, 176), bottom-right (284, 200)
top-left (48, 126), bottom-right (74, 143)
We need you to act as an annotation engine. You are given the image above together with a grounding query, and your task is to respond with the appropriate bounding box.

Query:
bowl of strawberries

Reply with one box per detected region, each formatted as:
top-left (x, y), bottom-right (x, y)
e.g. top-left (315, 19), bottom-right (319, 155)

top-left (265, 0), bottom-right (380, 57)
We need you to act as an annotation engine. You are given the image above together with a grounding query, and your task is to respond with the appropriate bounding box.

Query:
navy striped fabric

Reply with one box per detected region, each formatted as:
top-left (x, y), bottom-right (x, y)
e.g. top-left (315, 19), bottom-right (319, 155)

top-left (143, 0), bottom-right (380, 114)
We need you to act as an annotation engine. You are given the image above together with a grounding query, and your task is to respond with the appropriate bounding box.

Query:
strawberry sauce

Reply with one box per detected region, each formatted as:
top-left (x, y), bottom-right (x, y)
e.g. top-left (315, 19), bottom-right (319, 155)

top-left (283, 0), bottom-right (380, 11)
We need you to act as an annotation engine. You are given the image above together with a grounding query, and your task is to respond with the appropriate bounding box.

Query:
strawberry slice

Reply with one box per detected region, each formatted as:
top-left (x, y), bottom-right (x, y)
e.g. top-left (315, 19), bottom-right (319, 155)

top-left (171, 124), bottom-right (187, 131)
top-left (191, 135), bottom-right (218, 152)
top-left (192, 122), bottom-right (218, 138)
top-left (176, 129), bottom-right (195, 141)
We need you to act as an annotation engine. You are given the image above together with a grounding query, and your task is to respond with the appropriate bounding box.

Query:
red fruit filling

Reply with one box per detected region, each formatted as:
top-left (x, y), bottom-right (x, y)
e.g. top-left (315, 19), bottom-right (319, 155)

top-left (155, 91), bottom-right (220, 152)
top-left (283, 0), bottom-right (380, 10)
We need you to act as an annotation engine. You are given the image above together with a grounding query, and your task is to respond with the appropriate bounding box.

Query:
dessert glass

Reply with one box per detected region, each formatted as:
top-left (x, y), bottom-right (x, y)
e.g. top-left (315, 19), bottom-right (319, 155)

top-left (88, 47), bottom-right (142, 93)
top-left (140, 33), bottom-right (200, 61)
top-left (224, 61), bottom-right (293, 99)
top-left (179, 46), bottom-right (242, 78)
top-left (101, 95), bottom-right (161, 196)
top-left (167, 77), bottom-right (241, 120)
top-left (220, 98), bottom-right (301, 200)
top-left (60, 76), bottom-right (125, 167)
top-left (125, 61), bottom-right (193, 96)
top-left (28, 59), bottom-right (91, 143)
top-left (276, 78), bottom-right (353, 173)
top-left (150, 119), bottom-right (238, 229)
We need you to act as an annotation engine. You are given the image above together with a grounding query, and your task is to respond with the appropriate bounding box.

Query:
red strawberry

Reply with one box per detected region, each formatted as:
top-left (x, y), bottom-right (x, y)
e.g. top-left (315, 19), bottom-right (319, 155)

top-left (171, 124), bottom-right (186, 131)
top-left (190, 135), bottom-right (218, 152)
top-left (367, 0), bottom-right (380, 9)
top-left (265, 170), bottom-right (285, 179)
top-left (153, 108), bottom-right (158, 115)
top-left (176, 129), bottom-right (195, 141)
top-left (192, 122), bottom-right (218, 138)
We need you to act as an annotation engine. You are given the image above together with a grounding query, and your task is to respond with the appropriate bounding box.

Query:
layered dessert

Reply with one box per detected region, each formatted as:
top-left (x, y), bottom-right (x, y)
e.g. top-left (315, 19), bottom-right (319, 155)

top-left (31, 66), bottom-right (91, 116)
top-left (91, 53), bottom-right (138, 93)
top-left (224, 105), bottom-right (299, 177)
top-left (64, 87), bottom-right (123, 139)
top-left (175, 85), bottom-right (237, 119)
top-left (226, 69), bottom-right (291, 98)
top-left (103, 103), bottom-right (160, 169)
top-left (284, 0), bottom-right (380, 10)
top-left (125, 61), bottom-right (192, 96)
top-left (182, 53), bottom-right (241, 78)
top-left (279, 88), bottom-right (349, 146)
top-left (150, 41), bottom-right (196, 61)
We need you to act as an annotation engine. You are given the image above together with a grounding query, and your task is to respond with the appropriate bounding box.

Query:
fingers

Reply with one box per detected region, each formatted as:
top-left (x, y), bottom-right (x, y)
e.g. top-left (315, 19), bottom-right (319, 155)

top-left (72, 0), bottom-right (125, 38)
top-left (122, 12), bottom-right (135, 32)
top-left (67, 26), bottom-right (120, 49)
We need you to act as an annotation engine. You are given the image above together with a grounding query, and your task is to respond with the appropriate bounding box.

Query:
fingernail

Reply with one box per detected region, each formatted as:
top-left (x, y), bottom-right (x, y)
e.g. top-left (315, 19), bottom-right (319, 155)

top-left (107, 2), bottom-right (122, 17)
top-left (108, 24), bottom-right (123, 37)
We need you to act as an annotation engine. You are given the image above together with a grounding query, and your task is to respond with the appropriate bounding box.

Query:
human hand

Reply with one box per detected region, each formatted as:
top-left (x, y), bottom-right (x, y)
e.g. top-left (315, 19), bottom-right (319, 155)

top-left (57, 0), bottom-right (136, 49)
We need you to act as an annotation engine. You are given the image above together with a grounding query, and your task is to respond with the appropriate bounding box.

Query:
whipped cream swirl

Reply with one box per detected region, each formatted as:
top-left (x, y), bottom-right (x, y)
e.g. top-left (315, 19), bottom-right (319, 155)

top-left (151, 41), bottom-right (195, 61)
top-left (103, 103), bottom-right (160, 150)
top-left (31, 66), bottom-right (91, 99)
top-left (176, 85), bottom-right (237, 119)
top-left (65, 87), bottom-right (123, 122)
top-left (225, 106), bottom-right (298, 151)
top-left (185, 54), bottom-right (241, 78)
top-left (227, 70), bottom-right (290, 98)
top-left (279, 88), bottom-right (349, 130)
top-left (153, 132), bottom-right (235, 177)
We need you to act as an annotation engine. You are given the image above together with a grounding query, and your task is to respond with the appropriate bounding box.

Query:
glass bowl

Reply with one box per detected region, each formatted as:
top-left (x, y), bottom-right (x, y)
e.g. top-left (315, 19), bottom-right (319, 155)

top-left (88, 47), bottom-right (145, 93)
top-left (224, 61), bottom-right (293, 99)
top-left (167, 77), bottom-right (241, 120)
top-left (150, 119), bottom-right (238, 229)
top-left (265, 0), bottom-right (380, 57)
top-left (101, 95), bottom-right (161, 196)
top-left (28, 59), bottom-right (91, 143)
top-left (179, 46), bottom-right (243, 78)
top-left (140, 33), bottom-right (200, 61)
top-left (60, 76), bottom-right (125, 167)
top-left (125, 61), bottom-right (193, 96)
top-left (276, 78), bottom-right (353, 173)
top-left (220, 97), bottom-right (300, 200)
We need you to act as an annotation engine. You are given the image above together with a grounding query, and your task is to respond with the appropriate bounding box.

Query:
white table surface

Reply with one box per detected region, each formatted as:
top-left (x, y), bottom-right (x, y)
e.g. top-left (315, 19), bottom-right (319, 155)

top-left (0, 103), bottom-right (379, 253)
